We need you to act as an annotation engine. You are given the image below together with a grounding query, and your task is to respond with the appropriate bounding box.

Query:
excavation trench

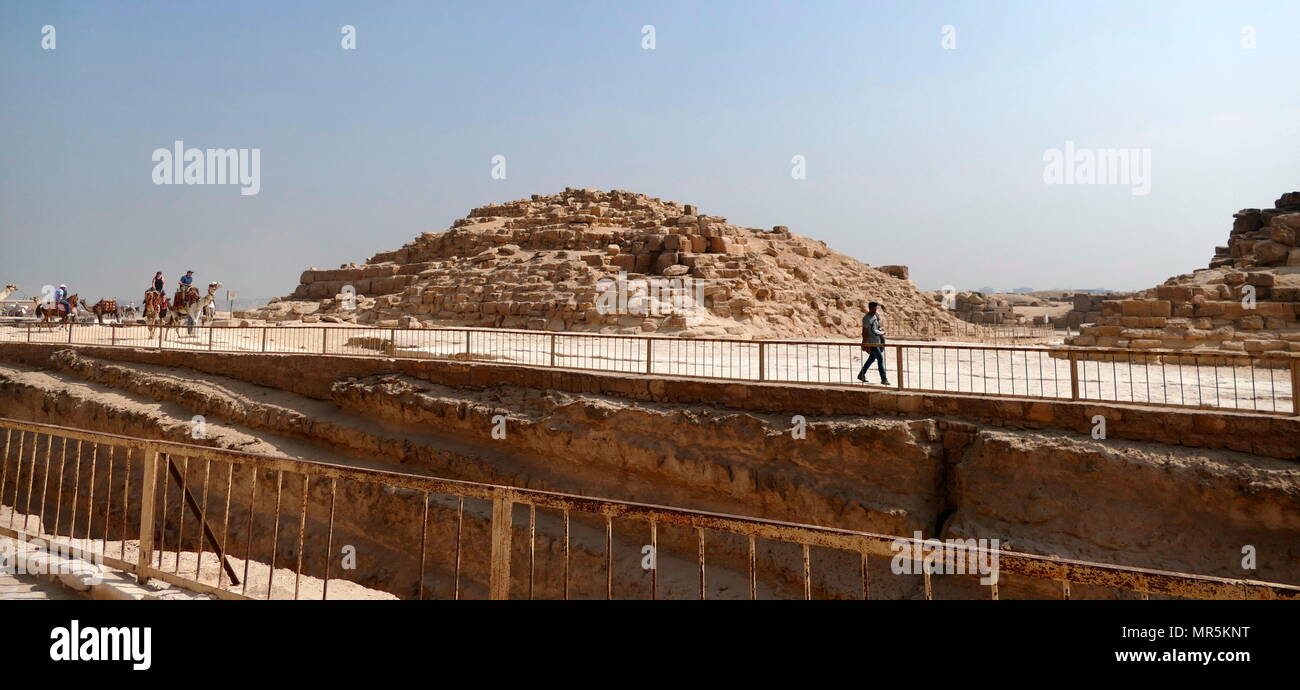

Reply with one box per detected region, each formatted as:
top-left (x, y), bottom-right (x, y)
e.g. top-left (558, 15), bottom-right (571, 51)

top-left (0, 347), bottom-right (1296, 599)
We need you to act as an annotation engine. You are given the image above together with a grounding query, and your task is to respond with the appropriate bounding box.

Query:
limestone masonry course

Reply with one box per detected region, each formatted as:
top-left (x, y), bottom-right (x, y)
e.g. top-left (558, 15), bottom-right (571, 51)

top-left (1068, 191), bottom-right (1300, 353)
top-left (250, 188), bottom-right (965, 338)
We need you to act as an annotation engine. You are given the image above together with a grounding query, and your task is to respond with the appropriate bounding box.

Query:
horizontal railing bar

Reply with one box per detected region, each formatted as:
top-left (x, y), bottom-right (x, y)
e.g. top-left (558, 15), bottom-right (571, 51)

top-left (0, 522), bottom-right (138, 576)
top-left (1, 519), bottom-right (250, 600)
top-left (137, 563), bottom-right (254, 601)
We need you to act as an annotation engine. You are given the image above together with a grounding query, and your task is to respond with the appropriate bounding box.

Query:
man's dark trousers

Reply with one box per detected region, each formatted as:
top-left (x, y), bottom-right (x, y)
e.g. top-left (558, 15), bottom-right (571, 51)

top-left (859, 346), bottom-right (886, 380)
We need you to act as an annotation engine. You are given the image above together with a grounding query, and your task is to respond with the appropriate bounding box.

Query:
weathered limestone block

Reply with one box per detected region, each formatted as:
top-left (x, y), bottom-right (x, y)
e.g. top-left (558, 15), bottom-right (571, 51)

top-left (653, 251), bottom-right (680, 274)
top-left (878, 265), bottom-right (909, 280)
top-left (1120, 300), bottom-right (1147, 317)
top-left (1253, 241), bottom-right (1284, 266)
top-left (634, 253), bottom-right (654, 274)
top-left (1244, 339), bottom-right (1288, 352)
top-left (1270, 223), bottom-right (1296, 246)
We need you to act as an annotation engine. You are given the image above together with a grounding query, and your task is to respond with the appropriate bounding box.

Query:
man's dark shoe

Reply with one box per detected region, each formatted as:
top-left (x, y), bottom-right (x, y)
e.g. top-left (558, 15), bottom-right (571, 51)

top-left (881, 379), bottom-right (891, 386)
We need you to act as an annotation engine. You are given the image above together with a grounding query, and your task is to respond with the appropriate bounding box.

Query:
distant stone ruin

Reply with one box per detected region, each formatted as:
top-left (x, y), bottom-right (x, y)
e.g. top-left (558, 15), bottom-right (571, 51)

top-left (1067, 191), bottom-right (1300, 353)
top-left (925, 290), bottom-right (1063, 327)
top-left (932, 291), bottom-right (1019, 325)
top-left (1057, 292), bottom-right (1135, 329)
top-left (252, 188), bottom-right (965, 338)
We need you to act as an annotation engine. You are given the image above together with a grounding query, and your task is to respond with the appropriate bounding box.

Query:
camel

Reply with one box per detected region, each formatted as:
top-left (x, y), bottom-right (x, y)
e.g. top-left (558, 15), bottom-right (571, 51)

top-left (34, 294), bottom-right (80, 327)
top-left (163, 282), bottom-right (221, 340)
top-left (90, 298), bottom-right (120, 325)
top-left (0, 283), bottom-right (18, 315)
top-left (143, 289), bottom-right (169, 337)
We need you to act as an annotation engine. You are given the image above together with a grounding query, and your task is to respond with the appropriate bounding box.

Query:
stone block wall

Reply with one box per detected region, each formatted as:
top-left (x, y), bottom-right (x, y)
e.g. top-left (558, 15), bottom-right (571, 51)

top-left (1067, 192), bottom-right (1300, 353)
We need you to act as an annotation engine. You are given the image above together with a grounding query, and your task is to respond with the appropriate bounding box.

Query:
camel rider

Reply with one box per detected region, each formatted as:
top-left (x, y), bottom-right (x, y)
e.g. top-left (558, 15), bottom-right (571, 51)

top-left (151, 271), bottom-right (164, 294)
top-left (54, 284), bottom-right (72, 316)
top-left (174, 271), bottom-right (195, 307)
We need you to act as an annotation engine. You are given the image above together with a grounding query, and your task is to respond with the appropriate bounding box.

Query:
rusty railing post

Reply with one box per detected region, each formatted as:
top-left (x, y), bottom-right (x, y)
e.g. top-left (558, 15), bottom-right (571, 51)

top-left (463, 329), bottom-right (470, 356)
top-left (488, 496), bottom-right (514, 600)
top-left (895, 345), bottom-right (904, 390)
top-left (260, 326), bottom-right (268, 353)
top-left (157, 323), bottom-right (164, 351)
top-left (321, 327), bottom-right (327, 354)
top-left (111, 325), bottom-right (117, 347)
top-left (26, 323), bottom-right (31, 343)
top-left (1069, 351), bottom-right (1080, 401)
top-left (1292, 357), bottom-right (1300, 416)
top-left (67, 323), bottom-right (73, 344)
top-left (758, 342), bottom-right (766, 381)
top-left (137, 448), bottom-right (160, 584)
top-left (645, 338), bottom-right (654, 375)
top-left (549, 334), bottom-right (556, 367)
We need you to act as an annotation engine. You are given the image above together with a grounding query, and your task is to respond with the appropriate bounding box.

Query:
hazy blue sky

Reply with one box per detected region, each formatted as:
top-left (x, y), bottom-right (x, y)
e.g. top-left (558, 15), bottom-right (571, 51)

top-left (2, 0), bottom-right (1297, 304)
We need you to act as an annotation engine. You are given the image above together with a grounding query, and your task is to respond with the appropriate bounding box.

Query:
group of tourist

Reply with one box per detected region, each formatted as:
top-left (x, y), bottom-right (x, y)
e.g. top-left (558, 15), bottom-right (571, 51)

top-left (145, 269), bottom-right (214, 314)
top-left (149, 270), bottom-right (196, 301)
top-left (3, 270), bottom-right (205, 323)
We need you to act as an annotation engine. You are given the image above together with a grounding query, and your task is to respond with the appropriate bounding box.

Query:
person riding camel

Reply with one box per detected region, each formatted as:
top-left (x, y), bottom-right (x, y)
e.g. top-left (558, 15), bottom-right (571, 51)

top-left (174, 271), bottom-right (198, 310)
top-left (152, 271), bottom-right (165, 294)
top-left (54, 284), bottom-right (73, 317)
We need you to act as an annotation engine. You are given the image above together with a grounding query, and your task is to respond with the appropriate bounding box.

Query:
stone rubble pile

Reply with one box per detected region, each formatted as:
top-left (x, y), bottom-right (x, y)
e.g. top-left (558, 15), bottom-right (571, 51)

top-left (1067, 192), bottom-right (1300, 353)
top-left (1058, 292), bottom-right (1135, 329)
top-left (931, 291), bottom-right (1020, 325)
top-left (250, 188), bottom-right (965, 338)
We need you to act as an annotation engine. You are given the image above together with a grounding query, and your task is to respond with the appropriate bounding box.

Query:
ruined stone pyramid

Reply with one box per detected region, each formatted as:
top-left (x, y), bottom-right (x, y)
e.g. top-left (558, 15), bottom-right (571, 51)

top-left (1067, 191), bottom-right (1300, 353)
top-left (256, 188), bottom-right (966, 338)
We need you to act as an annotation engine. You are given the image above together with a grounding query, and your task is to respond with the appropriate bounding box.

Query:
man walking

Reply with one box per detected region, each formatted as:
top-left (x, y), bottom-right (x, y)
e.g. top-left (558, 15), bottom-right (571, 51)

top-left (857, 301), bottom-right (889, 385)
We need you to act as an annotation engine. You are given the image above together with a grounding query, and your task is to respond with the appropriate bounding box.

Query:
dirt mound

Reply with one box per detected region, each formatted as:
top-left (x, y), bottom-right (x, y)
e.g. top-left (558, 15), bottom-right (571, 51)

top-left (252, 188), bottom-right (965, 338)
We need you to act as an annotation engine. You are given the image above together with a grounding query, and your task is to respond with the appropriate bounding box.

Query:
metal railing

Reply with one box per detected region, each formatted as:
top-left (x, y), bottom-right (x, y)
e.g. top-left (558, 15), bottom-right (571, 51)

top-left (2, 417), bottom-right (1296, 600)
top-left (1, 322), bottom-right (1297, 414)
